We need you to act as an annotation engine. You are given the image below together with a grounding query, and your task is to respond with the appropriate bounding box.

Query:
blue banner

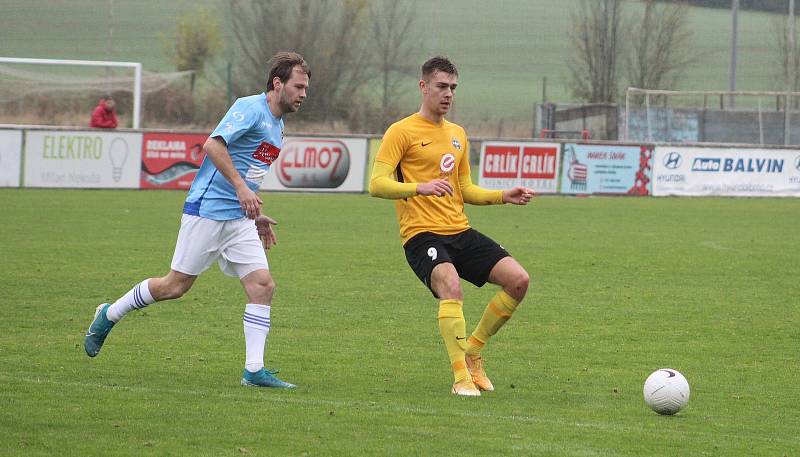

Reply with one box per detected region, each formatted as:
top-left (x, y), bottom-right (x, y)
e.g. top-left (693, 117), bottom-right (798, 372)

top-left (560, 143), bottom-right (653, 195)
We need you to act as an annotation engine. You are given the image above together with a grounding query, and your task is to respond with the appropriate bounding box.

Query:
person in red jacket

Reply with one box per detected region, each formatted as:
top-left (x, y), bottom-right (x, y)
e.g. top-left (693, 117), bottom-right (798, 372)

top-left (90, 96), bottom-right (118, 128)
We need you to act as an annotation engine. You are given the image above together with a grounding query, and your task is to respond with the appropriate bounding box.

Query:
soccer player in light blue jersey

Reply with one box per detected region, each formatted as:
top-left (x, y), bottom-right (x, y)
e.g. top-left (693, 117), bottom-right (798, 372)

top-left (84, 52), bottom-right (310, 389)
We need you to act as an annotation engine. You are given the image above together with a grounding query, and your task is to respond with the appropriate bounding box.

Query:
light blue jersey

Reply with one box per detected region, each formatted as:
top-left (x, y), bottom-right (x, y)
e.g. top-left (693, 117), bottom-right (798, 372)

top-left (183, 93), bottom-right (284, 220)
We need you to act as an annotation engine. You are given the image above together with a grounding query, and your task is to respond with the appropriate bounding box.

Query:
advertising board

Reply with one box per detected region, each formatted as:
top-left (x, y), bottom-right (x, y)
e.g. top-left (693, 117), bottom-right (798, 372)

top-left (560, 143), bottom-right (653, 195)
top-left (24, 131), bottom-right (142, 188)
top-left (478, 142), bottom-right (560, 193)
top-left (653, 146), bottom-right (800, 197)
top-left (0, 130), bottom-right (22, 187)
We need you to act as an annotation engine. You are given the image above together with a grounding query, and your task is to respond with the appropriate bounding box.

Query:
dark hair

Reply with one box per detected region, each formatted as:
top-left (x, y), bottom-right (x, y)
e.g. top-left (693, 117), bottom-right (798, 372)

top-left (421, 56), bottom-right (458, 81)
top-left (267, 51), bottom-right (310, 91)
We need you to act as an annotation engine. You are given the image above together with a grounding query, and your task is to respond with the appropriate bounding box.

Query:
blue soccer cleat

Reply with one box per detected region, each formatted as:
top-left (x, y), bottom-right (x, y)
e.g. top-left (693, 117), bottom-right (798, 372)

top-left (241, 368), bottom-right (296, 389)
top-left (84, 303), bottom-right (115, 357)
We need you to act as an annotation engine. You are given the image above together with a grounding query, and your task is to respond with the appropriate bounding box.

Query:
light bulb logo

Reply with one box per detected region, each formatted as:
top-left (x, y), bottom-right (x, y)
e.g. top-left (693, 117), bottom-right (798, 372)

top-left (108, 137), bottom-right (129, 182)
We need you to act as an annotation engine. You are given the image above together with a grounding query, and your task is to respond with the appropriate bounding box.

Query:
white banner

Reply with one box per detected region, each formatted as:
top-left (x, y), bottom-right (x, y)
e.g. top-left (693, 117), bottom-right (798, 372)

top-left (653, 146), bottom-right (800, 197)
top-left (24, 131), bottom-right (143, 188)
top-left (478, 141), bottom-right (560, 193)
top-left (261, 137), bottom-right (368, 192)
top-left (0, 130), bottom-right (22, 187)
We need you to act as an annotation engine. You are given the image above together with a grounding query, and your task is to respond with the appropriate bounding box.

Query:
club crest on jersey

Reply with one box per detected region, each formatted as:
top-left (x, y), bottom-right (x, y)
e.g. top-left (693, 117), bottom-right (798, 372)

top-left (451, 137), bottom-right (461, 150)
top-left (440, 153), bottom-right (456, 174)
top-left (253, 141), bottom-right (281, 165)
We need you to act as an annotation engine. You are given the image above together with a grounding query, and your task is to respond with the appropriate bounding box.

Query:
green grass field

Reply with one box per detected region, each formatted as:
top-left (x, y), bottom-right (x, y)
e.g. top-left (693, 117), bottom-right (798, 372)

top-left (0, 1), bottom-right (787, 134)
top-left (1, 189), bottom-right (798, 456)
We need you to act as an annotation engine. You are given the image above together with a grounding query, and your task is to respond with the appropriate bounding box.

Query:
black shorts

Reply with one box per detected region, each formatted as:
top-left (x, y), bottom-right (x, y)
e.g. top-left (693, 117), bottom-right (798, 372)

top-left (403, 228), bottom-right (510, 297)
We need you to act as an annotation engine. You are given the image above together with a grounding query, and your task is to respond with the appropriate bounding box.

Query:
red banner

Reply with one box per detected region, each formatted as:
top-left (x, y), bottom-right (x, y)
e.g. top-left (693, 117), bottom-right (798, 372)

top-left (520, 146), bottom-right (558, 179)
top-left (482, 145), bottom-right (519, 178)
top-left (140, 133), bottom-right (207, 189)
top-left (479, 142), bottom-right (560, 193)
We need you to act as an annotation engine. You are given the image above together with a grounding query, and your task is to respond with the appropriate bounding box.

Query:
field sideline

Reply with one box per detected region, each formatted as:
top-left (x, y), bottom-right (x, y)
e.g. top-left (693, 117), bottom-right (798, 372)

top-left (1, 189), bottom-right (798, 456)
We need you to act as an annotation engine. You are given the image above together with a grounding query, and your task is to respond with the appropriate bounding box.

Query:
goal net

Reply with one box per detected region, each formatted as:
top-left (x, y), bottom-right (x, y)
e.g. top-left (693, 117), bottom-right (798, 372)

top-left (0, 57), bottom-right (192, 128)
top-left (623, 87), bottom-right (800, 145)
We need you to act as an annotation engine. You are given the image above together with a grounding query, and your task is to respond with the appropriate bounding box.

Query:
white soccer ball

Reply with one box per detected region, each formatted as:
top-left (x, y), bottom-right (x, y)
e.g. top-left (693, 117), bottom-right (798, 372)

top-left (643, 368), bottom-right (690, 415)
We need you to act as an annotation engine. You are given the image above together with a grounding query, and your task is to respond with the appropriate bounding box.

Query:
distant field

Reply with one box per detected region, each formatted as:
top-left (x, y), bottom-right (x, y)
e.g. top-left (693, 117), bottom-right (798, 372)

top-left (0, 1), bottom-right (787, 134)
top-left (1, 189), bottom-right (798, 456)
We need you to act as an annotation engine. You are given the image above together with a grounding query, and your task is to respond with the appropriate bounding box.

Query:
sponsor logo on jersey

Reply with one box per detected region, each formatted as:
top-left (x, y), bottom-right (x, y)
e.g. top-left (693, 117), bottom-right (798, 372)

top-left (252, 141), bottom-right (281, 165)
top-left (451, 137), bottom-right (461, 150)
top-left (245, 165), bottom-right (267, 185)
top-left (440, 153), bottom-right (455, 173)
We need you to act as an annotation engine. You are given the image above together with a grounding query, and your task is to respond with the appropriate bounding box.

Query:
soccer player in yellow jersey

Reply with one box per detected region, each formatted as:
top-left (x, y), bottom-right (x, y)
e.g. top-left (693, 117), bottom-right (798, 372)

top-left (369, 57), bottom-right (535, 396)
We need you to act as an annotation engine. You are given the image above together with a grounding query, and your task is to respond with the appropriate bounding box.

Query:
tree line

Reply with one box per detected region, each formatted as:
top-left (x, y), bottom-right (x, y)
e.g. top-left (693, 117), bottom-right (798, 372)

top-left (165, 0), bottom-right (800, 126)
top-left (568, 0), bottom-right (800, 104)
top-left (568, 0), bottom-right (695, 103)
top-left (164, 0), bottom-right (420, 133)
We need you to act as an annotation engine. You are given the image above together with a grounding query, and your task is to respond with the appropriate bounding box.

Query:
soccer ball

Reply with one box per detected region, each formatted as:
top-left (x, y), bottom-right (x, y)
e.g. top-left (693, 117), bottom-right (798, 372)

top-left (643, 368), bottom-right (690, 415)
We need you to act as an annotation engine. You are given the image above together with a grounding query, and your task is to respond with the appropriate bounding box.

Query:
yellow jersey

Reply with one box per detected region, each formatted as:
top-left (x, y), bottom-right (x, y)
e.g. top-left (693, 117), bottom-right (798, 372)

top-left (374, 113), bottom-right (499, 244)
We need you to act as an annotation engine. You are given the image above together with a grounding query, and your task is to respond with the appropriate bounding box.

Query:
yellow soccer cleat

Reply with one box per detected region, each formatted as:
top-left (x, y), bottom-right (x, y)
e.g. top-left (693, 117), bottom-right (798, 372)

top-left (451, 379), bottom-right (481, 396)
top-left (465, 353), bottom-right (495, 392)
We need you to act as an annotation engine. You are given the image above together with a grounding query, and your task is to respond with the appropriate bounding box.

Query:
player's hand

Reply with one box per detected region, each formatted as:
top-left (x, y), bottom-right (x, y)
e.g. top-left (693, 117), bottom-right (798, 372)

top-left (502, 187), bottom-right (535, 205)
top-left (255, 214), bottom-right (278, 250)
top-left (416, 179), bottom-right (453, 197)
top-left (237, 186), bottom-right (263, 219)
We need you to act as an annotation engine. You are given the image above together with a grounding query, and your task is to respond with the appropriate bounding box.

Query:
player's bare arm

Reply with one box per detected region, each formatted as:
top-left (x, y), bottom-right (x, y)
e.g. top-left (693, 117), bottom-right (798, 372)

top-left (203, 136), bottom-right (263, 219)
top-left (255, 214), bottom-right (278, 250)
top-left (502, 186), bottom-right (535, 205)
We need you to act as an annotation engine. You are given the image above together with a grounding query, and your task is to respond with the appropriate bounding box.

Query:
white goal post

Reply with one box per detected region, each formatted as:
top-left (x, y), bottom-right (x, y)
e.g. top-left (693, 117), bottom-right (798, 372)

top-left (0, 57), bottom-right (142, 129)
top-left (624, 87), bottom-right (800, 144)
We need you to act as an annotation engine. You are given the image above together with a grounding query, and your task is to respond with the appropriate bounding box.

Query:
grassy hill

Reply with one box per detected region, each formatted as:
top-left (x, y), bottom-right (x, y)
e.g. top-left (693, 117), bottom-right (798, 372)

top-left (0, 0), bottom-right (785, 135)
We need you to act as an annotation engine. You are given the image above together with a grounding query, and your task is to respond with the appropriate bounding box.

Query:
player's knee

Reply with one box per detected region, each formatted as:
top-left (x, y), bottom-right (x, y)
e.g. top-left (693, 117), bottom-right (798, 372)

top-left (245, 273), bottom-right (275, 303)
top-left (152, 272), bottom-right (195, 301)
top-left (507, 269), bottom-right (530, 300)
top-left (163, 280), bottom-right (192, 300)
top-left (259, 276), bottom-right (276, 297)
top-left (438, 277), bottom-right (463, 300)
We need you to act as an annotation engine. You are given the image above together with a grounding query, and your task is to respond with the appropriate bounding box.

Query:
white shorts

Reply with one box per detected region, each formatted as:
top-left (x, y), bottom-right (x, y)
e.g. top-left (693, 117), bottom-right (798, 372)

top-left (170, 214), bottom-right (268, 278)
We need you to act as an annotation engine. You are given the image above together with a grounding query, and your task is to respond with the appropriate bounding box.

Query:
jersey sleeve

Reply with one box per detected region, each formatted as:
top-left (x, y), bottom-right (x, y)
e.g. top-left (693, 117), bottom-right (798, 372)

top-left (374, 123), bottom-right (408, 168)
top-left (210, 98), bottom-right (260, 146)
top-left (369, 161), bottom-right (418, 199)
top-left (458, 137), bottom-right (503, 205)
top-left (457, 136), bottom-right (472, 179)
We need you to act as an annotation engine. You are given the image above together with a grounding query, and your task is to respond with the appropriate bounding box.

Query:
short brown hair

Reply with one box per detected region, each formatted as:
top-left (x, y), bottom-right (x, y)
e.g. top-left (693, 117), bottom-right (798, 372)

top-left (267, 51), bottom-right (311, 91)
top-left (421, 56), bottom-right (458, 81)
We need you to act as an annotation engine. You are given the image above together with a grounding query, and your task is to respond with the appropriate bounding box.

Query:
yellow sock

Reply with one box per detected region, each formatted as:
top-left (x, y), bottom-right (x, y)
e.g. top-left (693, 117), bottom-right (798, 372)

top-left (437, 299), bottom-right (470, 383)
top-left (467, 290), bottom-right (520, 355)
